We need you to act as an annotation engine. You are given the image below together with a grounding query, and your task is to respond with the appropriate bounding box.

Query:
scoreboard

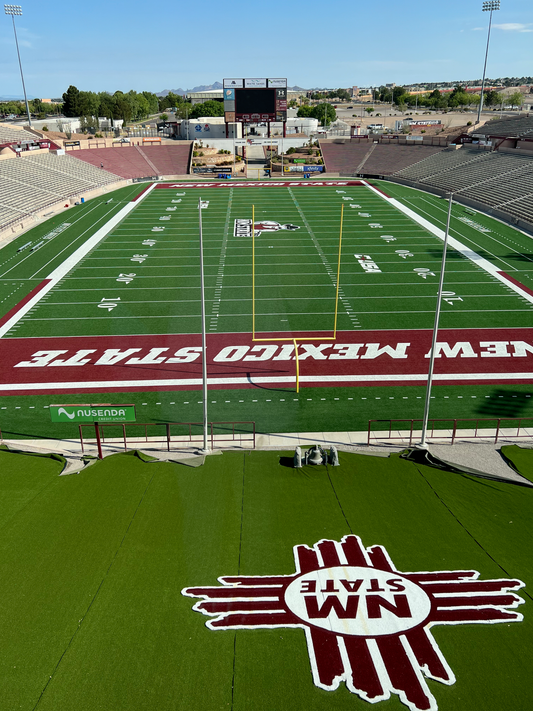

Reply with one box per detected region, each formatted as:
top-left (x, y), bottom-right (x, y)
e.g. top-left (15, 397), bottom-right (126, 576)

top-left (223, 78), bottom-right (287, 123)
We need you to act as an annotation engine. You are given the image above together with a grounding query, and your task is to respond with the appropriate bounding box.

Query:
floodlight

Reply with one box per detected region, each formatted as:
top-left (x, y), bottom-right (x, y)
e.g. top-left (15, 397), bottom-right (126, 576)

top-left (482, 1), bottom-right (500, 11)
top-left (4, 3), bottom-right (31, 126)
top-left (477, 0), bottom-right (501, 124)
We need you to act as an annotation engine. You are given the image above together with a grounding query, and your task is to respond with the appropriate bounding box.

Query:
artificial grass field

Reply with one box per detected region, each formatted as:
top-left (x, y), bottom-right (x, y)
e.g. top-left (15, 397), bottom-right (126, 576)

top-left (1, 178), bottom-right (533, 439)
top-left (1, 446), bottom-right (532, 710)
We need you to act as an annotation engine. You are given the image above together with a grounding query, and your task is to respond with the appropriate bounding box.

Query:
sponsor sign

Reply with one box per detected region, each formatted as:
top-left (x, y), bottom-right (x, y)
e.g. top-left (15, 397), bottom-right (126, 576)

top-left (224, 88), bottom-right (235, 101)
top-left (64, 141), bottom-right (80, 147)
top-left (407, 120), bottom-right (442, 126)
top-left (193, 167), bottom-right (231, 173)
top-left (268, 78), bottom-right (287, 88)
top-left (276, 99), bottom-right (287, 111)
top-left (224, 100), bottom-right (235, 112)
top-left (183, 535), bottom-right (524, 711)
top-left (50, 403), bottom-right (136, 423)
top-left (283, 165), bottom-right (323, 173)
top-left (225, 111), bottom-right (236, 123)
top-left (245, 138), bottom-right (280, 145)
top-left (244, 78), bottom-right (267, 88)
top-left (234, 218), bottom-right (300, 237)
top-left (224, 78), bottom-right (243, 88)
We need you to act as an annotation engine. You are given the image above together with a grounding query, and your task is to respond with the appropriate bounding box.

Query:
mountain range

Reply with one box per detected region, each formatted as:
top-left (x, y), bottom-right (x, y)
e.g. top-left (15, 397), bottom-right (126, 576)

top-left (157, 83), bottom-right (307, 96)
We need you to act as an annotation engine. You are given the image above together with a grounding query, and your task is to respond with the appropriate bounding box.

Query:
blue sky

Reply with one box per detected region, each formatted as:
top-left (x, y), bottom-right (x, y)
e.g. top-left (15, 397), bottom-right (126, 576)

top-left (1, 0), bottom-right (532, 99)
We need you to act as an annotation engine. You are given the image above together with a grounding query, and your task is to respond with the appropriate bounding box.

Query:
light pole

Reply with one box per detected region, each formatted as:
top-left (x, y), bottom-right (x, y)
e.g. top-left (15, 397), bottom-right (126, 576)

top-left (4, 4), bottom-right (32, 127)
top-left (476, 0), bottom-right (500, 125)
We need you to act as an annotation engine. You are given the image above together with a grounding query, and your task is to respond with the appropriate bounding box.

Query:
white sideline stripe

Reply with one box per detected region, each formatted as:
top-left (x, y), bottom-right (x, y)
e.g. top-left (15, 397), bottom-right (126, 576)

top-left (362, 181), bottom-right (533, 306)
top-left (1, 371), bottom-right (533, 392)
top-left (0, 185), bottom-right (156, 340)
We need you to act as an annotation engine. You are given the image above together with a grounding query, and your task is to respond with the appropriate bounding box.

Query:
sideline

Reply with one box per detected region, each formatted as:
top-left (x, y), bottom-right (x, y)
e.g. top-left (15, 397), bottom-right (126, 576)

top-left (0, 184), bottom-right (156, 339)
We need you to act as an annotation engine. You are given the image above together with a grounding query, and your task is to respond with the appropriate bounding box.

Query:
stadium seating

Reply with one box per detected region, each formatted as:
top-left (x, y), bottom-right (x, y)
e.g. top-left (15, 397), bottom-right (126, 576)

top-left (474, 116), bottom-right (533, 139)
top-left (320, 140), bottom-right (445, 175)
top-left (0, 124), bottom-right (40, 145)
top-left (0, 153), bottom-right (119, 228)
top-left (71, 144), bottom-right (192, 179)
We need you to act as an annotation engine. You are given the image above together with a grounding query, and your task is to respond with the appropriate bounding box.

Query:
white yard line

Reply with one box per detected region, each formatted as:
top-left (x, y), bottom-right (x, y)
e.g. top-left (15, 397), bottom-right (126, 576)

top-left (0, 184), bottom-right (156, 339)
top-left (0, 370), bottom-right (532, 392)
top-left (363, 181), bottom-right (533, 305)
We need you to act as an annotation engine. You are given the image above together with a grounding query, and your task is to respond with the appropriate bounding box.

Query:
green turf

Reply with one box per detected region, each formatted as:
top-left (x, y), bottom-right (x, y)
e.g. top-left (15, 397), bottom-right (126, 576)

top-left (500, 444), bottom-right (533, 482)
top-left (0, 449), bottom-right (531, 710)
top-left (1, 383), bottom-right (532, 441)
top-left (5, 182), bottom-right (533, 339)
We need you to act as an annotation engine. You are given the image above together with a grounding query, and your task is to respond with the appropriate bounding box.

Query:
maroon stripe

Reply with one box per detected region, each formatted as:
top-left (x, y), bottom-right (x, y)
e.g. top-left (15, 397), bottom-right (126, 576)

top-left (309, 627), bottom-right (345, 687)
top-left (367, 546), bottom-right (394, 571)
top-left (498, 271), bottom-right (533, 298)
top-left (344, 637), bottom-right (384, 699)
top-left (317, 540), bottom-right (342, 567)
top-left (421, 579), bottom-right (522, 594)
top-left (342, 535), bottom-right (370, 567)
top-left (296, 545), bottom-right (320, 574)
top-left (183, 585), bottom-right (280, 598)
top-left (132, 184), bottom-right (153, 201)
top-left (432, 607), bottom-right (521, 623)
top-left (406, 627), bottom-right (452, 682)
top-left (198, 600), bottom-right (285, 613)
top-left (377, 636), bottom-right (432, 710)
top-left (209, 611), bottom-right (294, 627)
top-left (435, 593), bottom-right (520, 608)
top-left (0, 279), bottom-right (51, 329)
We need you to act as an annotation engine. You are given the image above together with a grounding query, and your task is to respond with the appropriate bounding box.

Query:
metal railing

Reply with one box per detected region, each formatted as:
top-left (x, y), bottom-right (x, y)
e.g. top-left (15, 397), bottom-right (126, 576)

top-left (79, 421), bottom-right (256, 457)
top-left (367, 418), bottom-right (533, 446)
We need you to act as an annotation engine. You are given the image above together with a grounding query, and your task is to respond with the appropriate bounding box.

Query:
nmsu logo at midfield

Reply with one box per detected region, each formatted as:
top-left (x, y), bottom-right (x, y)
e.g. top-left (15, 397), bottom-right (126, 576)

top-left (183, 535), bottom-right (525, 711)
top-left (234, 218), bottom-right (300, 237)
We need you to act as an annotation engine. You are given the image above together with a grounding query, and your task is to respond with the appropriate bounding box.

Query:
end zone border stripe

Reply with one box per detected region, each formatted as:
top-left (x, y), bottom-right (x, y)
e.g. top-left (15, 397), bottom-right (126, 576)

top-left (498, 271), bottom-right (533, 299)
top-left (0, 280), bottom-right (51, 328)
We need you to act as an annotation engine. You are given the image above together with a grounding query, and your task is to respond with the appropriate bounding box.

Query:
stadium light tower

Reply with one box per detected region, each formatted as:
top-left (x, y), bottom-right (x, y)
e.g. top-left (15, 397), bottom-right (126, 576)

top-left (4, 4), bottom-right (32, 127)
top-left (476, 0), bottom-right (500, 125)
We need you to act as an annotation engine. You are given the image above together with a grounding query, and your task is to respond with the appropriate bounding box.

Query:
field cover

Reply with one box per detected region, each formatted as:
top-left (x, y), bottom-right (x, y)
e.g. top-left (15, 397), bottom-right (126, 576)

top-left (0, 179), bottom-right (532, 438)
top-left (0, 447), bottom-right (531, 711)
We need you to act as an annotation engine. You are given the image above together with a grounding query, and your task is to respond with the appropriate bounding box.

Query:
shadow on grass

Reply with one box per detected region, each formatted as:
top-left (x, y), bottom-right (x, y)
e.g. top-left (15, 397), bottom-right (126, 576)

top-left (475, 388), bottom-right (533, 420)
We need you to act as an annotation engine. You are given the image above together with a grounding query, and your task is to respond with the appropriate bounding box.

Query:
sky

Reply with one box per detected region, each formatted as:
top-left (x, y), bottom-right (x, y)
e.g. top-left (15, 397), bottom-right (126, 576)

top-left (1, 0), bottom-right (532, 99)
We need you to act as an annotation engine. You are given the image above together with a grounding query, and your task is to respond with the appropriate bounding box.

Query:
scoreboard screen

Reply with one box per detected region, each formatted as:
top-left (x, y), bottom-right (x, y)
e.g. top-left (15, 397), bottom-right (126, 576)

top-left (235, 88), bottom-right (276, 115)
top-left (224, 78), bottom-right (287, 123)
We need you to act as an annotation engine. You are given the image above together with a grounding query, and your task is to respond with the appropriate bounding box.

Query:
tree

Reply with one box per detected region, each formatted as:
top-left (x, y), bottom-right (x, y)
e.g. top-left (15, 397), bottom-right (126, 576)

top-left (188, 100), bottom-right (224, 119)
top-left (365, 107), bottom-right (375, 115)
top-left (484, 90), bottom-right (500, 107)
top-left (506, 91), bottom-right (524, 109)
top-left (312, 102), bottom-right (336, 126)
top-left (297, 105), bottom-right (314, 118)
top-left (62, 85), bottom-right (80, 117)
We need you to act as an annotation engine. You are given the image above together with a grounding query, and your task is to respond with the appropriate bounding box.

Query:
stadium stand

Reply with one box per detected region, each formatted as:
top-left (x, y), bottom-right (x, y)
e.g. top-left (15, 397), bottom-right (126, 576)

top-left (0, 153), bottom-right (120, 231)
top-left (71, 144), bottom-right (192, 179)
top-left (473, 116), bottom-right (533, 139)
top-left (320, 139), bottom-right (445, 175)
top-left (393, 144), bottom-right (533, 229)
top-left (0, 124), bottom-right (41, 145)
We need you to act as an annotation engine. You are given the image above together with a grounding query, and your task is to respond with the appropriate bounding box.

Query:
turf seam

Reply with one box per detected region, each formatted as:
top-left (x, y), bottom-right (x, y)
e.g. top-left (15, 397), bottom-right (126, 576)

top-left (325, 464), bottom-right (353, 534)
top-left (31, 468), bottom-right (157, 710)
top-left (231, 452), bottom-right (246, 711)
top-left (413, 463), bottom-right (533, 603)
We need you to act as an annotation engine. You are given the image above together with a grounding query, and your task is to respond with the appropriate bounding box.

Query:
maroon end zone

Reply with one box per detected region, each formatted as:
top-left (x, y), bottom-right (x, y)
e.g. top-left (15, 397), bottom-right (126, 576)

top-left (0, 328), bottom-right (532, 395)
top-left (156, 181), bottom-right (366, 190)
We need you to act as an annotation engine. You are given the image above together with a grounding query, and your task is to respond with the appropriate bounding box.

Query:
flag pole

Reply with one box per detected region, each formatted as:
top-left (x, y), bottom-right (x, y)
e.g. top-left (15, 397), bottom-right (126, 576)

top-left (420, 193), bottom-right (453, 448)
top-left (199, 197), bottom-right (209, 452)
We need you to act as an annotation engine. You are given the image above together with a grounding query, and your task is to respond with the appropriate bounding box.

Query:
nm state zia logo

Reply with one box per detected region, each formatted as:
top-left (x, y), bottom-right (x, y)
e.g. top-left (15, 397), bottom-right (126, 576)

top-left (182, 535), bottom-right (524, 711)
top-left (234, 218), bottom-right (300, 237)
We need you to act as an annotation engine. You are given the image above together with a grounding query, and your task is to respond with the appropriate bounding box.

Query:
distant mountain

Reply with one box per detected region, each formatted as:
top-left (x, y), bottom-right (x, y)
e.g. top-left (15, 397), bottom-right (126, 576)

top-left (0, 95), bottom-right (37, 101)
top-left (157, 82), bottom-right (308, 97)
top-left (157, 82), bottom-right (223, 97)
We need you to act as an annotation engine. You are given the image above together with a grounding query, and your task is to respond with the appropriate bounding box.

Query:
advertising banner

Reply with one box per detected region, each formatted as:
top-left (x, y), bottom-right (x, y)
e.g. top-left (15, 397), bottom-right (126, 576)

top-left (268, 78), bottom-right (287, 88)
top-left (225, 111), bottom-right (236, 123)
top-left (224, 101), bottom-right (235, 112)
top-left (224, 88), bottom-right (235, 101)
top-left (50, 404), bottom-right (136, 423)
top-left (224, 79), bottom-right (243, 88)
top-left (244, 78), bottom-right (267, 88)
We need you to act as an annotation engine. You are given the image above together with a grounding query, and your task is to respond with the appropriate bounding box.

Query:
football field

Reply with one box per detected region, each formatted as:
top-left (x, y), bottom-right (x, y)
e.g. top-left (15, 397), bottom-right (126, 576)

top-left (0, 179), bottom-right (533, 438)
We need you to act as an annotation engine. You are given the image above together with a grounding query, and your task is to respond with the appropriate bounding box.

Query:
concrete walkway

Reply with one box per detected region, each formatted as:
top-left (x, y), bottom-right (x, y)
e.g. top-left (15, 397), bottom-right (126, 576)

top-left (2, 428), bottom-right (532, 484)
